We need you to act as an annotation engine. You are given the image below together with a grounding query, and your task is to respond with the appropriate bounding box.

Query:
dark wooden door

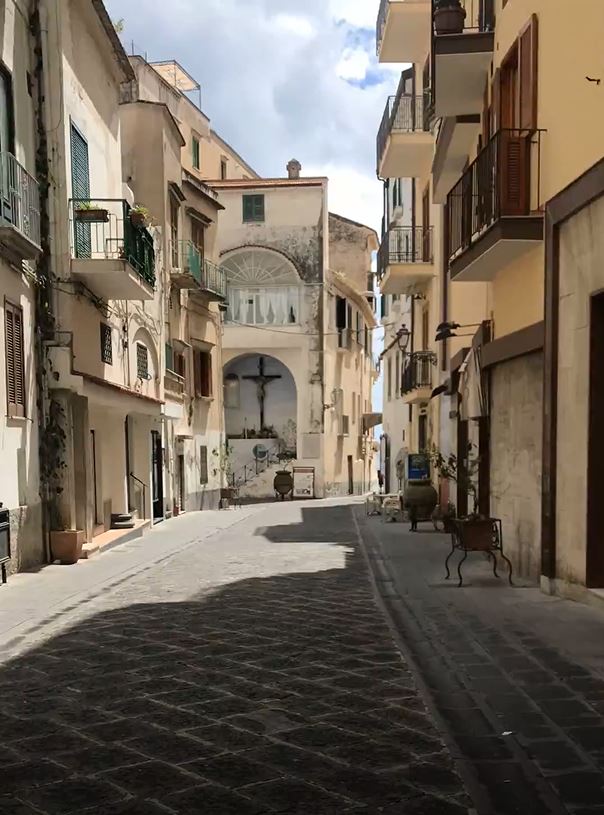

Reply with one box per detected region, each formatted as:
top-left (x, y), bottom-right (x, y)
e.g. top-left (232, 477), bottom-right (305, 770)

top-left (347, 455), bottom-right (354, 496)
top-left (151, 430), bottom-right (164, 521)
top-left (587, 293), bottom-right (604, 587)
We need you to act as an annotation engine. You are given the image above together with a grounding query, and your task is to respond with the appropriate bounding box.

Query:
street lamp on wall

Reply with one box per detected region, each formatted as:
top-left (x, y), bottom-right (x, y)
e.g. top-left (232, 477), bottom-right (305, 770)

top-left (395, 324), bottom-right (411, 352)
top-left (435, 321), bottom-right (482, 343)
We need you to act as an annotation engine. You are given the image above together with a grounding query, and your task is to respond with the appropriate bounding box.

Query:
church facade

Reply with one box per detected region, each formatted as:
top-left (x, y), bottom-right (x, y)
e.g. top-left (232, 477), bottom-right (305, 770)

top-left (213, 166), bottom-right (378, 498)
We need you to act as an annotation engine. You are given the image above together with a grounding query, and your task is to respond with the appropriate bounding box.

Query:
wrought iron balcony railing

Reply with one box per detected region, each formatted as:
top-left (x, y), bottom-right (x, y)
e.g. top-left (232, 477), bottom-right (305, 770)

top-left (69, 199), bottom-right (156, 287)
top-left (202, 257), bottom-right (227, 299)
top-left (402, 351), bottom-right (436, 394)
top-left (378, 226), bottom-right (434, 278)
top-left (377, 94), bottom-right (428, 172)
top-left (447, 129), bottom-right (544, 261)
top-left (0, 152), bottom-right (40, 250)
top-left (432, 0), bottom-right (495, 34)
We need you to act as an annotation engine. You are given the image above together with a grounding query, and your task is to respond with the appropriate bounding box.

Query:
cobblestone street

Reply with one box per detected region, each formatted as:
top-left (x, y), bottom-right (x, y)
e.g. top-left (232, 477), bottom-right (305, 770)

top-left (0, 500), bottom-right (470, 814)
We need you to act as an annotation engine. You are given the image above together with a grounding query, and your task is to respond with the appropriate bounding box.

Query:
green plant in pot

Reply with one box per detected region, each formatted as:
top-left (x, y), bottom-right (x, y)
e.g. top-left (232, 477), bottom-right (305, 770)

top-left (74, 200), bottom-right (109, 223)
top-left (429, 442), bottom-right (480, 520)
top-left (434, 0), bottom-right (466, 35)
top-left (129, 204), bottom-right (150, 228)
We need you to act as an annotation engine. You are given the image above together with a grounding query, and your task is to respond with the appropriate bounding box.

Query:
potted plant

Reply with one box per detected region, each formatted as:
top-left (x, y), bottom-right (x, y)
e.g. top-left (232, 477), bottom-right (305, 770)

top-left (129, 204), bottom-right (150, 228)
top-left (434, 0), bottom-right (466, 35)
top-left (50, 530), bottom-right (85, 565)
top-left (74, 201), bottom-right (109, 223)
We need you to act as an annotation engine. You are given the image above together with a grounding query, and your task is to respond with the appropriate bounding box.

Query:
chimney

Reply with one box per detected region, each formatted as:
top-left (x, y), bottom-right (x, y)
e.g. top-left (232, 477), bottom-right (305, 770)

top-left (287, 159), bottom-right (301, 180)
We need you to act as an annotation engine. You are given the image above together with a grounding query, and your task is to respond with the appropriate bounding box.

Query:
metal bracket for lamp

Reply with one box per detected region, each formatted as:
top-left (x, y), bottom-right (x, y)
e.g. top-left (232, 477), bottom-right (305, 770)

top-left (435, 321), bottom-right (482, 342)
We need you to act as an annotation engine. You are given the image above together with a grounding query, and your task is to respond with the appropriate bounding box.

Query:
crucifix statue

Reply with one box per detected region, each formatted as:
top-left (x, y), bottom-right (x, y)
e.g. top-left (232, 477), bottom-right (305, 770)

top-left (243, 357), bottom-right (281, 431)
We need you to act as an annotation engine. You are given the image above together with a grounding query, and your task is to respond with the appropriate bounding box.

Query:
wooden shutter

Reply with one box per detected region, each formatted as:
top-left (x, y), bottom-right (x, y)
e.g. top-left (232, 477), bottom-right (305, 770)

top-left (519, 14), bottom-right (539, 132)
top-left (499, 132), bottom-right (530, 216)
top-left (70, 123), bottom-right (91, 258)
top-left (200, 446), bottom-right (208, 484)
top-left (491, 69), bottom-right (501, 134)
top-left (5, 302), bottom-right (25, 418)
top-left (201, 352), bottom-right (212, 397)
top-left (193, 349), bottom-right (201, 396)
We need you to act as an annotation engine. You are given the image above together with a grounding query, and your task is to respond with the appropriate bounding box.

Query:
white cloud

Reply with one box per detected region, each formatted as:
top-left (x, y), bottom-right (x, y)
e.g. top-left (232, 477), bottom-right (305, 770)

top-left (336, 48), bottom-right (371, 81)
top-left (104, 0), bottom-right (393, 231)
top-left (328, 0), bottom-right (377, 29)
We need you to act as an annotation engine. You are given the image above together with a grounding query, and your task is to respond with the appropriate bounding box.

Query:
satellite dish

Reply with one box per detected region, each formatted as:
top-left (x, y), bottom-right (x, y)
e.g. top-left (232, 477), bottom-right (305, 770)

top-left (253, 444), bottom-right (269, 461)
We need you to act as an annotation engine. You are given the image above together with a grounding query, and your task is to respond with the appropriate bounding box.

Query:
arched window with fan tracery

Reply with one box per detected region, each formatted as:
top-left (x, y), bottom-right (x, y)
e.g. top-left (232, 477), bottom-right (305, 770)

top-left (222, 247), bottom-right (301, 326)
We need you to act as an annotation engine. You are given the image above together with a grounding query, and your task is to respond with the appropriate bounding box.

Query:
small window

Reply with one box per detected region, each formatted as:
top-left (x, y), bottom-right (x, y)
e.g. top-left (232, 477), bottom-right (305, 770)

top-left (100, 323), bottom-right (112, 365)
top-left (200, 445), bottom-right (208, 485)
top-left (192, 136), bottom-right (200, 170)
top-left (136, 343), bottom-right (149, 380)
top-left (165, 342), bottom-right (174, 372)
top-left (174, 351), bottom-right (186, 379)
top-left (220, 158), bottom-right (228, 180)
top-left (4, 301), bottom-right (25, 418)
top-left (194, 349), bottom-right (212, 397)
top-left (242, 194), bottom-right (265, 223)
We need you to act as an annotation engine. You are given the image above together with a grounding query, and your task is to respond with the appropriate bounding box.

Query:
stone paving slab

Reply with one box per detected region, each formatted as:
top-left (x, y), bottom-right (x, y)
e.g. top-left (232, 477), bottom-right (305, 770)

top-left (0, 500), bottom-right (471, 814)
top-left (358, 506), bottom-right (604, 814)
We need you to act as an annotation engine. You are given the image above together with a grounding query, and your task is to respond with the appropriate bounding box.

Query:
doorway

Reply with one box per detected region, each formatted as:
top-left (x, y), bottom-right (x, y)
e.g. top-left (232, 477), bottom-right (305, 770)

top-left (90, 430), bottom-right (100, 527)
top-left (347, 455), bottom-right (354, 495)
top-left (177, 454), bottom-right (185, 513)
top-left (151, 430), bottom-right (164, 522)
top-left (587, 292), bottom-right (604, 587)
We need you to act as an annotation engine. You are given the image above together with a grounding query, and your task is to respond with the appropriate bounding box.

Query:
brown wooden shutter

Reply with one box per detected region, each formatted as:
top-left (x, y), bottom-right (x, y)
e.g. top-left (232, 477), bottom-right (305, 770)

top-left (193, 349), bottom-right (201, 397)
top-left (499, 132), bottom-right (530, 216)
top-left (5, 302), bottom-right (25, 418)
top-left (482, 79), bottom-right (490, 143)
top-left (491, 69), bottom-right (501, 134)
top-left (202, 352), bottom-right (213, 397)
top-left (519, 14), bottom-right (538, 132)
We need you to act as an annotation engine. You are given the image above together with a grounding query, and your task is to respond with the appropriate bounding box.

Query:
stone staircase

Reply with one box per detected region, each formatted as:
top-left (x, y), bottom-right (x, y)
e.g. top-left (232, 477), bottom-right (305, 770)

top-left (230, 443), bottom-right (295, 500)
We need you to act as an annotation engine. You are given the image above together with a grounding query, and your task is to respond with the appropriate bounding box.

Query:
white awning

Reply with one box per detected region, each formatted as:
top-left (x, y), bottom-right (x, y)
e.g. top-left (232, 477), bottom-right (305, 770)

top-left (459, 348), bottom-right (487, 420)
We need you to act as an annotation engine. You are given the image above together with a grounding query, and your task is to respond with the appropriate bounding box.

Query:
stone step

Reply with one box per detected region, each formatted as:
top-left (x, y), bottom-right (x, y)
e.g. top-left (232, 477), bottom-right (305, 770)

top-left (81, 520), bottom-right (151, 559)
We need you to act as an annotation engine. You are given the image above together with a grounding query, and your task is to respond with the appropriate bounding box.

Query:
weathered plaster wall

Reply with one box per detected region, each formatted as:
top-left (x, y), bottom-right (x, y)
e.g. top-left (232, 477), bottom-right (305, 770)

top-left (554, 196), bottom-right (604, 586)
top-left (490, 352), bottom-right (543, 581)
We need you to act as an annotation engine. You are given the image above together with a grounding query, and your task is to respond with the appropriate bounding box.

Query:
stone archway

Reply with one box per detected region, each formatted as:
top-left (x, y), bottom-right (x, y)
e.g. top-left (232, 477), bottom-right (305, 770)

top-left (223, 353), bottom-right (297, 448)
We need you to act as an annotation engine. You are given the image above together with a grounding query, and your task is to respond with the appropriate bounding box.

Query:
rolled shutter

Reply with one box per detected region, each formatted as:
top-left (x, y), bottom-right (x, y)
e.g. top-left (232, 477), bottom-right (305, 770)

top-left (519, 14), bottom-right (539, 132)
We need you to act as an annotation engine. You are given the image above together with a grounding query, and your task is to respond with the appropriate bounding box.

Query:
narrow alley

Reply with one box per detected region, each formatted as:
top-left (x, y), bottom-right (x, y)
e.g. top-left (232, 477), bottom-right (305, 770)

top-left (1, 500), bottom-right (603, 813)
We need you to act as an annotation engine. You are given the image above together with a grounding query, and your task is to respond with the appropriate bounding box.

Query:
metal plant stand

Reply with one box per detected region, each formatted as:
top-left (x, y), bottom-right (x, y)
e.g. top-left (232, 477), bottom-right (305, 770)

top-left (445, 517), bottom-right (513, 587)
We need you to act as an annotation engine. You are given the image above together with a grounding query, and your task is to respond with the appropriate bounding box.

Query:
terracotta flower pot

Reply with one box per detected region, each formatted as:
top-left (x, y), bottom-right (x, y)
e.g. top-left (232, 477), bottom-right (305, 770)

top-left (434, 5), bottom-right (466, 35)
top-left (50, 530), bottom-right (84, 565)
top-left (129, 211), bottom-right (147, 228)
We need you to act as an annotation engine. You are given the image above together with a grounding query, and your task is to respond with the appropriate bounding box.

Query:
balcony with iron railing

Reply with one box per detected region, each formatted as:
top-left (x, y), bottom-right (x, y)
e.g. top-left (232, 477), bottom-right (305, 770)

top-left (377, 226), bottom-right (435, 296)
top-left (431, 0), bottom-right (495, 117)
top-left (170, 240), bottom-right (227, 301)
top-left (0, 152), bottom-right (41, 262)
top-left (376, 0), bottom-right (431, 64)
top-left (69, 199), bottom-right (155, 301)
top-left (401, 351), bottom-right (436, 404)
top-left (447, 128), bottom-right (545, 281)
top-left (377, 92), bottom-right (433, 179)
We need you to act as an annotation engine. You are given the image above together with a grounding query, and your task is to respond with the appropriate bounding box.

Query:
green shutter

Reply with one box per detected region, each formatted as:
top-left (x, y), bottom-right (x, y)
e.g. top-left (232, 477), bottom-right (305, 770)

top-left (70, 123), bottom-right (91, 257)
top-left (192, 138), bottom-right (200, 169)
top-left (243, 195), bottom-right (264, 223)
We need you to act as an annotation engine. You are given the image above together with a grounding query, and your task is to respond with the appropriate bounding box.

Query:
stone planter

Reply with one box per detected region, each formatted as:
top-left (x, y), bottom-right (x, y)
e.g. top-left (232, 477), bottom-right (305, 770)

top-left (50, 530), bottom-right (85, 565)
top-left (434, 4), bottom-right (466, 35)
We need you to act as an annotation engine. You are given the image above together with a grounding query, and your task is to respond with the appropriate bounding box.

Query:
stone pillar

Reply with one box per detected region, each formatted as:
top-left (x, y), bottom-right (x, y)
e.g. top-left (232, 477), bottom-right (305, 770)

top-left (50, 391), bottom-right (77, 531)
top-left (72, 396), bottom-right (92, 541)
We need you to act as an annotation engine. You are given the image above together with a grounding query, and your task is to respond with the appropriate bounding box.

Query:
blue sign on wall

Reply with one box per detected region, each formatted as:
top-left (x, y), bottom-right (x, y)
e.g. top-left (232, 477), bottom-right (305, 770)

top-left (407, 454), bottom-right (430, 481)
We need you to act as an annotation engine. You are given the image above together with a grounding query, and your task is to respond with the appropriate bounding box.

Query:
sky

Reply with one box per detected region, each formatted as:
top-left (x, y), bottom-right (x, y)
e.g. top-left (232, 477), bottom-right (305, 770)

top-left (105, 0), bottom-right (400, 233)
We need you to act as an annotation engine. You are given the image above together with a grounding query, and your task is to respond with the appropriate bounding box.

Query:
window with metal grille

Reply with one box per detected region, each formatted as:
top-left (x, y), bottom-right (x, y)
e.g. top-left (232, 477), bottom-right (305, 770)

top-left (200, 445), bottom-right (208, 484)
top-left (4, 301), bottom-right (25, 417)
top-left (242, 194), bottom-right (264, 223)
top-left (192, 136), bottom-right (200, 169)
top-left (194, 349), bottom-right (212, 397)
top-left (100, 323), bottom-right (112, 364)
top-left (136, 343), bottom-right (149, 380)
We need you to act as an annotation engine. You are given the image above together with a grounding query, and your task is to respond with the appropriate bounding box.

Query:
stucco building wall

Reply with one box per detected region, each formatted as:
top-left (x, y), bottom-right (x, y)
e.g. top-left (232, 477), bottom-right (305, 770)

top-left (490, 353), bottom-right (543, 581)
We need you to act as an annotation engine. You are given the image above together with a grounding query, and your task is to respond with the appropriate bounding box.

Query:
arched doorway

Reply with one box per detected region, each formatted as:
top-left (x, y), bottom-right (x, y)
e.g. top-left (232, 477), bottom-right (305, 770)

top-left (223, 354), bottom-right (297, 451)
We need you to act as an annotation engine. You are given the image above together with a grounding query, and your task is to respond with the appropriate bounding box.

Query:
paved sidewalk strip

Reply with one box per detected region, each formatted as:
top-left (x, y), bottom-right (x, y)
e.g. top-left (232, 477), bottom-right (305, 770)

top-left (0, 500), bottom-right (471, 814)
top-left (357, 506), bottom-right (604, 814)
